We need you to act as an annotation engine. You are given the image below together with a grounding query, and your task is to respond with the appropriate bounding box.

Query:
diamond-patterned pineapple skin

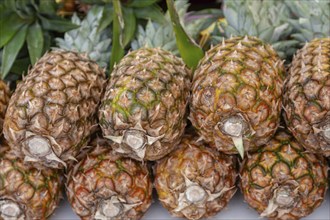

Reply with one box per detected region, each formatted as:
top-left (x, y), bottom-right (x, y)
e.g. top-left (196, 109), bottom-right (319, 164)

top-left (283, 38), bottom-right (330, 156)
top-left (66, 136), bottom-right (152, 220)
top-left (99, 48), bottom-right (191, 161)
top-left (190, 36), bottom-right (285, 154)
top-left (0, 80), bottom-right (10, 134)
top-left (240, 131), bottom-right (328, 219)
top-left (154, 136), bottom-right (237, 220)
top-left (0, 140), bottom-right (61, 219)
top-left (3, 50), bottom-right (106, 169)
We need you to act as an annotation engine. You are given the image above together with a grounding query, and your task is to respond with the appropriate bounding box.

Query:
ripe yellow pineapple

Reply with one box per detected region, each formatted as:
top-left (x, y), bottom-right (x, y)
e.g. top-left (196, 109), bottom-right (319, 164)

top-left (154, 135), bottom-right (237, 220)
top-left (66, 136), bottom-right (153, 220)
top-left (240, 131), bottom-right (328, 219)
top-left (190, 36), bottom-right (285, 157)
top-left (0, 80), bottom-right (10, 133)
top-left (99, 48), bottom-right (191, 161)
top-left (283, 38), bottom-right (330, 156)
top-left (0, 139), bottom-right (61, 219)
top-left (3, 50), bottom-right (106, 169)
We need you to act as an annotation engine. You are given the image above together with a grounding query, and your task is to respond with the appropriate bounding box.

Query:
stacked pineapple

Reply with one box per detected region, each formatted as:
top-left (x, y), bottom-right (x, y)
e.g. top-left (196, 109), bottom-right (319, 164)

top-left (159, 0), bottom-right (329, 219)
top-left (66, 136), bottom-right (153, 220)
top-left (0, 80), bottom-right (10, 134)
top-left (283, 0), bottom-right (330, 157)
top-left (0, 0), bottom-right (329, 219)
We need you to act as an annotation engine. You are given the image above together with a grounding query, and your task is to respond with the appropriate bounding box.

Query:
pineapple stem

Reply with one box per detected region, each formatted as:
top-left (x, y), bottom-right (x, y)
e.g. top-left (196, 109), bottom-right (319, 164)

top-left (184, 185), bottom-right (206, 203)
top-left (124, 130), bottom-right (146, 150)
top-left (99, 199), bottom-right (123, 218)
top-left (261, 185), bottom-right (296, 217)
top-left (275, 187), bottom-right (295, 207)
top-left (322, 123), bottom-right (330, 142)
top-left (218, 115), bottom-right (248, 158)
top-left (23, 135), bottom-right (67, 169)
top-left (102, 201), bottom-right (123, 217)
top-left (0, 200), bottom-right (23, 219)
top-left (123, 129), bottom-right (147, 160)
top-left (221, 116), bottom-right (246, 137)
top-left (25, 136), bottom-right (52, 157)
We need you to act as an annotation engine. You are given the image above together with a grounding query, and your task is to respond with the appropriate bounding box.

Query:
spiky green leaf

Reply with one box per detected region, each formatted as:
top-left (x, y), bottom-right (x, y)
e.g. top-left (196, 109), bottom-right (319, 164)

top-left (110, 0), bottom-right (125, 73)
top-left (1, 25), bottom-right (28, 79)
top-left (98, 5), bottom-right (114, 32)
top-left (166, 0), bottom-right (204, 69)
top-left (122, 7), bottom-right (136, 47)
top-left (126, 0), bottom-right (159, 8)
top-left (10, 57), bottom-right (30, 75)
top-left (38, 0), bottom-right (56, 14)
top-left (0, 14), bottom-right (25, 47)
top-left (40, 16), bottom-right (79, 32)
top-left (134, 5), bottom-right (166, 24)
top-left (27, 21), bottom-right (44, 64)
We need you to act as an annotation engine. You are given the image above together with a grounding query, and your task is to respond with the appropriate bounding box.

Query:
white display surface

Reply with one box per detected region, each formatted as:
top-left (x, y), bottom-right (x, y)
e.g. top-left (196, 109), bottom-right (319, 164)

top-left (51, 190), bottom-right (330, 220)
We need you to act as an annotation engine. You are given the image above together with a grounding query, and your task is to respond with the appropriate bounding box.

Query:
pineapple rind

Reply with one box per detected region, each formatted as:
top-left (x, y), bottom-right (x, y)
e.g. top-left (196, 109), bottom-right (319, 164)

top-left (99, 48), bottom-right (191, 161)
top-left (155, 135), bottom-right (237, 220)
top-left (283, 38), bottom-right (330, 156)
top-left (3, 50), bottom-right (106, 169)
top-left (0, 141), bottom-right (61, 219)
top-left (190, 36), bottom-right (284, 155)
top-left (66, 136), bottom-right (152, 220)
top-left (240, 131), bottom-right (328, 219)
top-left (0, 80), bottom-right (10, 133)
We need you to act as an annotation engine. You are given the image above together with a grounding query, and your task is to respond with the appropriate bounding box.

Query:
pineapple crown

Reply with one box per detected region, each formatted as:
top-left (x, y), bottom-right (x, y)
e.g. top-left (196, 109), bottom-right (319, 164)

top-left (56, 5), bottom-right (112, 68)
top-left (131, 0), bottom-right (207, 55)
top-left (285, 0), bottom-right (330, 43)
top-left (215, 0), bottom-right (298, 58)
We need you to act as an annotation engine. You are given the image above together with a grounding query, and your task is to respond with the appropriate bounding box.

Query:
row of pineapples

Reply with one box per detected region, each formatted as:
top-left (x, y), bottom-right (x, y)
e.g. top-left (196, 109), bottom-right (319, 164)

top-left (0, 0), bottom-right (329, 220)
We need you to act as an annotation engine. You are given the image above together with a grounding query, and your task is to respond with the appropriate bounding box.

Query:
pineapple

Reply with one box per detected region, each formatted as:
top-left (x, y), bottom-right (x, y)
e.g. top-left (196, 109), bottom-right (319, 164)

top-left (0, 139), bottom-right (61, 219)
top-left (283, 0), bottom-right (330, 157)
top-left (3, 50), bottom-right (106, 169)
top-left (154, 135), bottom-right (237, 220)
top-left (66, 136), bottom-right (152, 220)
top-left (190, 36), bottom-right (285, 158)
top-left (205, 0), bottom-right (297, 59)
top-left (240, 131), bottom-right (328, 219)
top-left (98, 48), bottom-right (191, 161)
top-left (0, 80), bottom-right (10, 133)
top-left (283, 38), bottom-right (330, 156)
top-left (56, 5), bottom-right (112, 69)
